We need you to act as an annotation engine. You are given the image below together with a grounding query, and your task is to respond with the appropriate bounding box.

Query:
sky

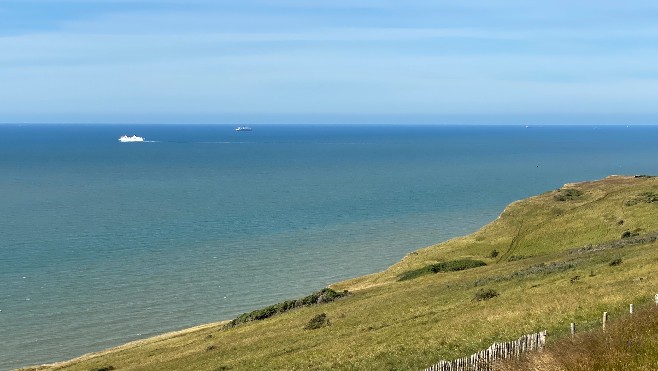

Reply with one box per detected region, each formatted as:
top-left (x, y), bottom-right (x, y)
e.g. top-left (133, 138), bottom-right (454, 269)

top-left (1, 0), bottom-right (658, 124)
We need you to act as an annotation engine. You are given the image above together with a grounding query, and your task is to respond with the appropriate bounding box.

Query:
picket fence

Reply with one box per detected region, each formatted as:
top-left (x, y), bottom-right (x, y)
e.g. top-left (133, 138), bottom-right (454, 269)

top-left (424, 330), bottom-right (547, 371)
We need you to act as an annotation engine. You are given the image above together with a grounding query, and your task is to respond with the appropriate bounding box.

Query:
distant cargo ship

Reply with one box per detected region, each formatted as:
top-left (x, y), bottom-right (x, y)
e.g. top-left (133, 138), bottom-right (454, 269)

top-left (235, 126), bottom-right (252, 131)
top-left (118, 135), bottom-right (145, 142)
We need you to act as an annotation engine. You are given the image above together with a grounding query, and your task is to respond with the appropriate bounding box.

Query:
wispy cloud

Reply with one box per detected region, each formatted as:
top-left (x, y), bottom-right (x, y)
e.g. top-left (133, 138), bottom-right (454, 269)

top-left (1, 0), bottom-right (658, 120)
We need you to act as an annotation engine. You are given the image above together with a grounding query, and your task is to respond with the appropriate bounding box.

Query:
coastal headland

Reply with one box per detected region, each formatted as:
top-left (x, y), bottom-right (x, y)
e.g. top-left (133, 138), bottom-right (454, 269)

top-left (21, 175), bottom-right (658, 370)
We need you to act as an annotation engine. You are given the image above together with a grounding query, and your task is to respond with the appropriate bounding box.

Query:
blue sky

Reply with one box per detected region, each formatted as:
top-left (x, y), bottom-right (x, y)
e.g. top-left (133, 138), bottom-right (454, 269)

top-left (2, 0), bottom-right (658, 124)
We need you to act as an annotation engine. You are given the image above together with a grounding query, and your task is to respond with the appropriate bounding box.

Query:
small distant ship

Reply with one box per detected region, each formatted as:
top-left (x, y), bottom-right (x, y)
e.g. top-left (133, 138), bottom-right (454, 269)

top-left (235, 126), bottom-right (252, 131)
top-left (118, 135), bottom-right (145, 142)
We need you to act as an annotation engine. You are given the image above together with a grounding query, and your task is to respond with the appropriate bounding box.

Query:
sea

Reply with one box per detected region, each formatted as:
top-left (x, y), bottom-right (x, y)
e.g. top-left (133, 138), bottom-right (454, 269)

top-left (2, 124), bottom-right (658, 370)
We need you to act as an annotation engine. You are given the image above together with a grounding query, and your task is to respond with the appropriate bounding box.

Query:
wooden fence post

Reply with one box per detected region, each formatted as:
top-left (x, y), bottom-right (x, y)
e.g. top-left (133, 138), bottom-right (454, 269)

top-left (602, 312), bottom-right (608, 331)
top-left (570, 322), bottom-right (576, 337)
top-left (630, 304), bottom-right (634, 314)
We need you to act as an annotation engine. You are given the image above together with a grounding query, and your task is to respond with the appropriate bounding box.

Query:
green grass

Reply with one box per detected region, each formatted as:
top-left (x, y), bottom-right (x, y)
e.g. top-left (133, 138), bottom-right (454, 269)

top-left (21, 175), bottom-right (658, 371)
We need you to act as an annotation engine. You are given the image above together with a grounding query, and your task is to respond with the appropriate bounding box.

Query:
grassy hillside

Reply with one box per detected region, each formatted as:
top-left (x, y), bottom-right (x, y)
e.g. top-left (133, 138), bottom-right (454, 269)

top-left (501, 304), bottom-right (658, 371)
top-left (23, 175), bottom-right (658, 371)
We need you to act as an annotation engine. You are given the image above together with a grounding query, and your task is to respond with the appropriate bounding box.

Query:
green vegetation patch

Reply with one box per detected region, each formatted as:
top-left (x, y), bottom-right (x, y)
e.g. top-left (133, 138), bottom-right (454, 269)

top-left (304, 313), bottom-right (330, 330)
top-left (398, 259), bottom-right (486, 281)
top-left (624, 191), bottom-right (658, 206)
top-left (225, 288), bottom-right (348, 328)
top-left (554, 188), bottom-right (584, 201)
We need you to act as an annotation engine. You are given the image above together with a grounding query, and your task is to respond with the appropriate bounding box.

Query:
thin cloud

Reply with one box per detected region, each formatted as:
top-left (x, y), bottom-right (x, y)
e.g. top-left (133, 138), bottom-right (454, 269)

top-left (2, 0), bottom-right (658, 119)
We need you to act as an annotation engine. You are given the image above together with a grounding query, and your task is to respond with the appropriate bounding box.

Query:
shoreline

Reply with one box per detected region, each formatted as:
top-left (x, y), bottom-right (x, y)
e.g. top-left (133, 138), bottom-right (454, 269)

top-left (14, 175), bottom-right (658, 370)
top-left (18, 321), bottom-right (229, 371)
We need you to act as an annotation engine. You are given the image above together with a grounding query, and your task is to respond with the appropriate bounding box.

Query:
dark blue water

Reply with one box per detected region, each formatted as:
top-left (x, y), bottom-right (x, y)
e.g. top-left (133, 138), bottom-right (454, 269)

top-left (2, 124), bottom-right (658, 370)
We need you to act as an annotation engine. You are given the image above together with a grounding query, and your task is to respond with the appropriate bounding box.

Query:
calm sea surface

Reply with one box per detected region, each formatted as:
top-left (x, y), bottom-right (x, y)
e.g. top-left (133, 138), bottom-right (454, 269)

top-left (2, 124), bottom-right (658, 370)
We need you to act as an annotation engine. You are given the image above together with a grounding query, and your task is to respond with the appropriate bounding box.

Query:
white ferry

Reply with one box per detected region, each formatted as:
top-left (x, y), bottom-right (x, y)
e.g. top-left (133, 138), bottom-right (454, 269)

top-left (118, 135), bottom-right (145, 142)
top-left (235, 126), bottom-right (252, 131)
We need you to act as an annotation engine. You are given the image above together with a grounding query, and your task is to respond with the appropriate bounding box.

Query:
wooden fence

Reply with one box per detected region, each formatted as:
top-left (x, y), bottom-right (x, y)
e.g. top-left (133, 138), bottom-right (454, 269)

top-left (424, 330), bottom-right (547, 371)
top-left (426, 294), bottom-right (658, 370)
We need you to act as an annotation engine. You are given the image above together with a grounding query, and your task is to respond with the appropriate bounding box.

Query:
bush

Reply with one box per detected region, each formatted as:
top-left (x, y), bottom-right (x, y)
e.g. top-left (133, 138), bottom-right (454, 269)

top-left (397, 266), bottom-right (433, 281)
top-left (624, 191), bottom-right (658, 206)
top-left (89, 367), bottom-right (115, 371)
top-left (304, 313), bottom-right (330, 330)
top-left (398, 259), bottom-right (487, 281)
top-left (474, 288), bottom-right (499, 301)
top-left (225, 288), bottom-right (348, 328)
top-left (489, 250), bottom-right (499, 258)
top-left (430, 259), bottom-right (487, 273)
top-left (609, 258), bottom-right (623, 266)
top-left (554, 188), bottom-right (583, 201)
top-left (621, 230), bottom-right (640, 239)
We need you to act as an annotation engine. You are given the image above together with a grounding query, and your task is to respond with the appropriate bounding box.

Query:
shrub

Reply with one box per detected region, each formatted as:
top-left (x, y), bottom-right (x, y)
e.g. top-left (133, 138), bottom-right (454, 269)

top-left (621, 230), bottom-right (640, 239)
top-left (398, 259), bottom-right (487, 281)
top-left (396, 266), bottom-right (431, 281)
top-left (624, 191), bottom-right (658, 206)
top-left (225, 288), bottom-right (348, 328)
top-left (430, 259), bottom-right (487, 273)
top-left (474, 288), bottom-right (499, 301)
top-left (304, 313), bottom-right (330, 330)
top-left (554, 188), bottom-right (583, 201)
top-left (489, 250), bottom-right (499, 258)
top-left (89, 367), bottom-right (115, 371)
top-left (609, 258), bottom-right (623, 266)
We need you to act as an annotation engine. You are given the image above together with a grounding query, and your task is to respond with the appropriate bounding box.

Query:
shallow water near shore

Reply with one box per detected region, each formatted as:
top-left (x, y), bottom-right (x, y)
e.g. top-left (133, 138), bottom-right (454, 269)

top-left (2, 124), bottom-right (658, 370)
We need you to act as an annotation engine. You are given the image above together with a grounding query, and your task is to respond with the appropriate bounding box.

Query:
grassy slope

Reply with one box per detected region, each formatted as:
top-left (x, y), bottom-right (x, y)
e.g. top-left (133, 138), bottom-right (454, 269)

top-left (24, 175), bottom-right (658, 371)
top-left (501, 304), bottom-right (658, 371)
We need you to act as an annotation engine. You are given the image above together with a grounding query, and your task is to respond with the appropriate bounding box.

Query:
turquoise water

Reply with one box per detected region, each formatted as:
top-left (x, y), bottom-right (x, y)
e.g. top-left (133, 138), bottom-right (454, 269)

top-left (2, 124), bottom-right (658, 370)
